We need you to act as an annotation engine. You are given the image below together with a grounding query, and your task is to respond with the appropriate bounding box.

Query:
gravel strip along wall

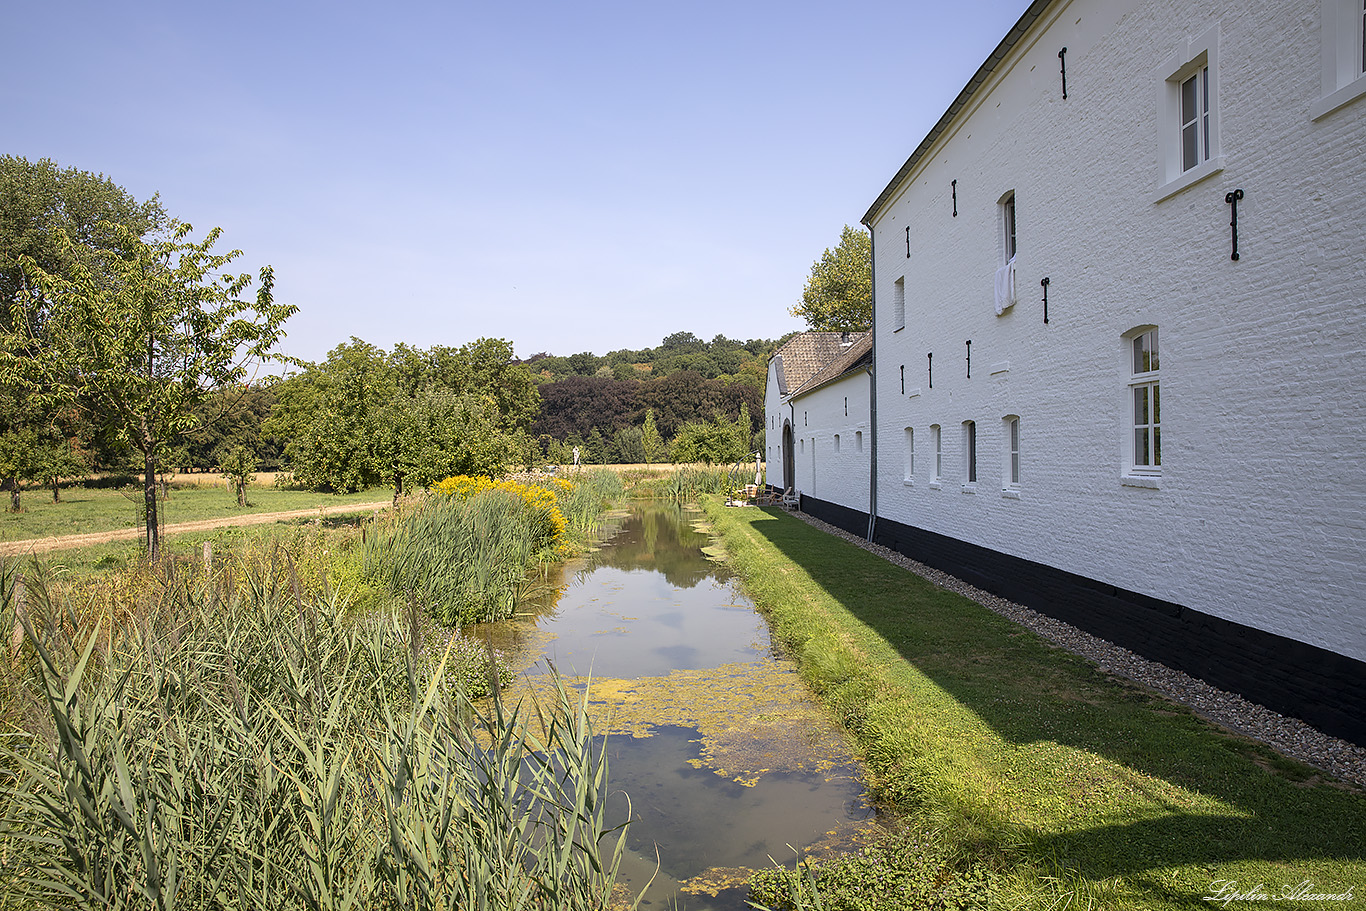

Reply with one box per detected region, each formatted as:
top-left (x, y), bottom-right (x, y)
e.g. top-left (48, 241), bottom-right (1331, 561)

top-left (785, 509), bottom-right (1366, 789)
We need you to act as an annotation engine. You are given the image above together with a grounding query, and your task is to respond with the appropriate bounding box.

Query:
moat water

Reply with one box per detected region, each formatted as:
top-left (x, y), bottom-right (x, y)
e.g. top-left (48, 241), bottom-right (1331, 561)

top-left (485, 502), bottom-right (871, 910)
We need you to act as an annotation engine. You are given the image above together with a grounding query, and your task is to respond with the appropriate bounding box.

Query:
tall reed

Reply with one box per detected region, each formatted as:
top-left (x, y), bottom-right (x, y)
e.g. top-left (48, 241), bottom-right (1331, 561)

top-left (0, 558), bottom-right (640, 911)
top-left (626, 465), bottom-right (731, 501)
top-left (362, 489), bottom-right (552, 625)
top-left (556, 469), bottom-right (625, 537)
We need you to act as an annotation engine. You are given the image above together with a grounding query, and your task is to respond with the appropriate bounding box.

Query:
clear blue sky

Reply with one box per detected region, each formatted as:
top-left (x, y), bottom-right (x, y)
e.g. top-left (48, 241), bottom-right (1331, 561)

top-left (9, 0), bottom-right (1027, 365)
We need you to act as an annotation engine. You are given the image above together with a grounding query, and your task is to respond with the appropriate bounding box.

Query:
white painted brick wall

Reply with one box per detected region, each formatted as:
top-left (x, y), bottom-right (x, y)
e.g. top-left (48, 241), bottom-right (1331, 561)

top-left (766, 356), bottom-right (872, 511)
top-left (868, 0), bottom-right (1366, 660)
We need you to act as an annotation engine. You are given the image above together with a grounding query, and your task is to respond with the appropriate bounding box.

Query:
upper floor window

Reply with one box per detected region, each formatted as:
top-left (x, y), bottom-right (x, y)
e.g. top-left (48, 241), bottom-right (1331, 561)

top-left (1311, 0), bottom-right (1366, 119)
top-left (1001, 193), bottom-right (1017, 262)
top-left (1127, 328), bottom-right (1161, 476)
top-left (995, 192), bottom-right (1018, 314)
top-left (892, 276), bottom-right (906, 332)
top-left (1156, 25), bottom-right (1223, 200)
top-left (1179, 66), bottom-right (1211, 172)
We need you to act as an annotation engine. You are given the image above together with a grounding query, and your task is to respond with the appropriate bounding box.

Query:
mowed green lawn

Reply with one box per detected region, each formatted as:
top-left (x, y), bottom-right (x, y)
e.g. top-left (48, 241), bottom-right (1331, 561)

top-left (1, 483), bottom-right (386, 543)
top-left (705, 502), bottom-right (1365, 910)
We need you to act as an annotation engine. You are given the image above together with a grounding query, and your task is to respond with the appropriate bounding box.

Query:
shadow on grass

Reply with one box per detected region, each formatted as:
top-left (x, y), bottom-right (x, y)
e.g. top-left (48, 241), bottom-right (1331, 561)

top-left (734, 506), bottom-right (1365, 903)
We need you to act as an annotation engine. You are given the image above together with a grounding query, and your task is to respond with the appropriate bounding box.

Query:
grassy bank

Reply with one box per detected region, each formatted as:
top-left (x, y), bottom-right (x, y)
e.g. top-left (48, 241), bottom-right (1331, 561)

top-left (0, 484), bottom-right (385, 542)
top-left (703, 502), bottom-right (1366, 910)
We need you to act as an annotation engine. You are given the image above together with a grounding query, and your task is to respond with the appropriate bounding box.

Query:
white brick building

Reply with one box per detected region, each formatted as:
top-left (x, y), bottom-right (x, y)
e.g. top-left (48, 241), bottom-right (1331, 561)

top-left (777, 0), bottom-right (1366, 743)
top-left (764, 332), bottom-right (871, 514)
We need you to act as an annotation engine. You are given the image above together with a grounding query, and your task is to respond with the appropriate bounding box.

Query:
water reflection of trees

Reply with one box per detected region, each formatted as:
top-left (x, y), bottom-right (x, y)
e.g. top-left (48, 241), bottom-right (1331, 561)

top-left (586, 503), bottom-right (721, 589)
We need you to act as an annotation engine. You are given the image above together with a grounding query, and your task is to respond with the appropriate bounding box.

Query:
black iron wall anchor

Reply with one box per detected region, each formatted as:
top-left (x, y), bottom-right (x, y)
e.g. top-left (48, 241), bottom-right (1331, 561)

top-left (1225, 188), bottom-right (1244, 260)
top-left (928, 352), bottom-right (933, 388)
top-left (965, 340), bottom-right (972, 378)
top-left (1041, 276), bottom-right (1050, 323)
top-left (952, 179), bottom-right (958, 217)
top-left (1059, 47), bottom-right (1068, 99)
top-left (905, 225), bottom-right (911, 257)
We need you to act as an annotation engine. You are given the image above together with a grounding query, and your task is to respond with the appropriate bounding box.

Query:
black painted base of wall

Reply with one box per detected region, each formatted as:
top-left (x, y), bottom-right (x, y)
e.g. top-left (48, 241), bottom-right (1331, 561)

top-left (797, 495), bottom-right (1366, 747)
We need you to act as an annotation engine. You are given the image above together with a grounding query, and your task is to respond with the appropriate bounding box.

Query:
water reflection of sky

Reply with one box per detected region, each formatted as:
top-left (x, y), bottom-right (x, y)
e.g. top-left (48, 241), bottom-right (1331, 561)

top-left (537, 566), bottom-right (768, 679)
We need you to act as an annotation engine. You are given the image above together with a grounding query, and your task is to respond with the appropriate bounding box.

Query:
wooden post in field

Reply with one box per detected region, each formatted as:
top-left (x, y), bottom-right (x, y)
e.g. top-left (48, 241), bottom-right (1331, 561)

top-left (203, 541), bottom-right (213, 573)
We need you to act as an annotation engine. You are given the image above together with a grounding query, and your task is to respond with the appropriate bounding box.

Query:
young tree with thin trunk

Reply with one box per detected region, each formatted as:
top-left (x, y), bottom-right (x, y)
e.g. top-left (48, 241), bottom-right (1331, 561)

top-left (220, 444), bottom-right (257, 507)
top-left (2, 223), bottom-right (295, 559)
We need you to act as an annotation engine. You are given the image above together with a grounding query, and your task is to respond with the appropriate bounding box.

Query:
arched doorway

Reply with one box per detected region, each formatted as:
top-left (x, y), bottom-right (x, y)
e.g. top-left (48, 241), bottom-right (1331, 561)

top-left (782, 421), bottom-right (795, 490)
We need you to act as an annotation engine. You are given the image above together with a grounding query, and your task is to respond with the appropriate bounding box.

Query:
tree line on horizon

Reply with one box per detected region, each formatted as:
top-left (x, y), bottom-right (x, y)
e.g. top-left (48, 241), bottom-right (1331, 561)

top-left (0, 156), bottom-right (789, 540)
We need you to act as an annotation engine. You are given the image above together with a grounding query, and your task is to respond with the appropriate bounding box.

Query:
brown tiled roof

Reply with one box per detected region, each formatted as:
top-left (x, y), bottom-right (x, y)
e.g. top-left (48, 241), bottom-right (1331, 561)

top-left (789, 332), bottom-right (872, 398)
top-left (771, 331), bottom-right (870, 398)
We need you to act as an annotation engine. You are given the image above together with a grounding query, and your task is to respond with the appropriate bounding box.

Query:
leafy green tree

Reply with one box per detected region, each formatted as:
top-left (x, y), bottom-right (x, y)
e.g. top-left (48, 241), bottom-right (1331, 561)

top-left (641, 409), bottom-right (665, 464)
top-left (0, 425), bottom-right (36, 511)
top-left (3, 223), bottom-right (294, 559)
top-left (790, 225), bottom-right (872, 332)
top-left (267, 339), bottom-right (393, 493)
top-left (268, 339), bottom-right (533, 498)
top-left (33, 429), bottom-right (92, 503)
top-left (669, 405), bottom-right (751, 465)
top-left (611, 426), bottom-right (645, 464)
top-left (0, 157), bottom-right (168, 500)
top-left (220, 444), bottom-right (257, 507)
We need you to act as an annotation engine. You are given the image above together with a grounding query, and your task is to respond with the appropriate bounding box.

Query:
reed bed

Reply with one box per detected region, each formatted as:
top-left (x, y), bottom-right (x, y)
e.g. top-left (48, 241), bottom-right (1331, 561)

top-left (0, 554), bottom-right (638, 911)
top-left (364, 471), bottom-right (624, 626)
top-left (624, 465), bottom-right (732, 501)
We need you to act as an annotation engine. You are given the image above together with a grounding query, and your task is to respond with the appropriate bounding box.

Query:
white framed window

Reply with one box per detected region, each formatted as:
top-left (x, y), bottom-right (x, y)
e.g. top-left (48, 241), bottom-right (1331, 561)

top-left (1126, 327), bottom-right (1161, 479)
top-left (834, 433), bottom-right (841, 453)
top-left (856, 431), bottom-right (863, 453)
top-left (1311, 0), bottom-right (1366, 119)
top-left (962, 421), bottom-right (977, 488)
top-left (1155, 25), bottom-right (1223, 201)
top-left (930, 424), bottom-right (942, 486)
top-left (1003, 415), bottom-right (1021, 491)
top-left (903, 427), bottom-right (915, 483)
top-left (1001, 193), bottom-right (1017, 262)
top-left (892, 276), bottom-right (906, 332)
top-left (995, 192), bottom-right (1018, 314)
top-left (1179, 66), bottom-right (1211, 172)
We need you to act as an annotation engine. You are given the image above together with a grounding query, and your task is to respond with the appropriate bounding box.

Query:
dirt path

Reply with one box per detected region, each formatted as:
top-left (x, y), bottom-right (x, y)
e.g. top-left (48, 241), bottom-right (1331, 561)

top-left (0, 501), bottom-right (390, 557)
